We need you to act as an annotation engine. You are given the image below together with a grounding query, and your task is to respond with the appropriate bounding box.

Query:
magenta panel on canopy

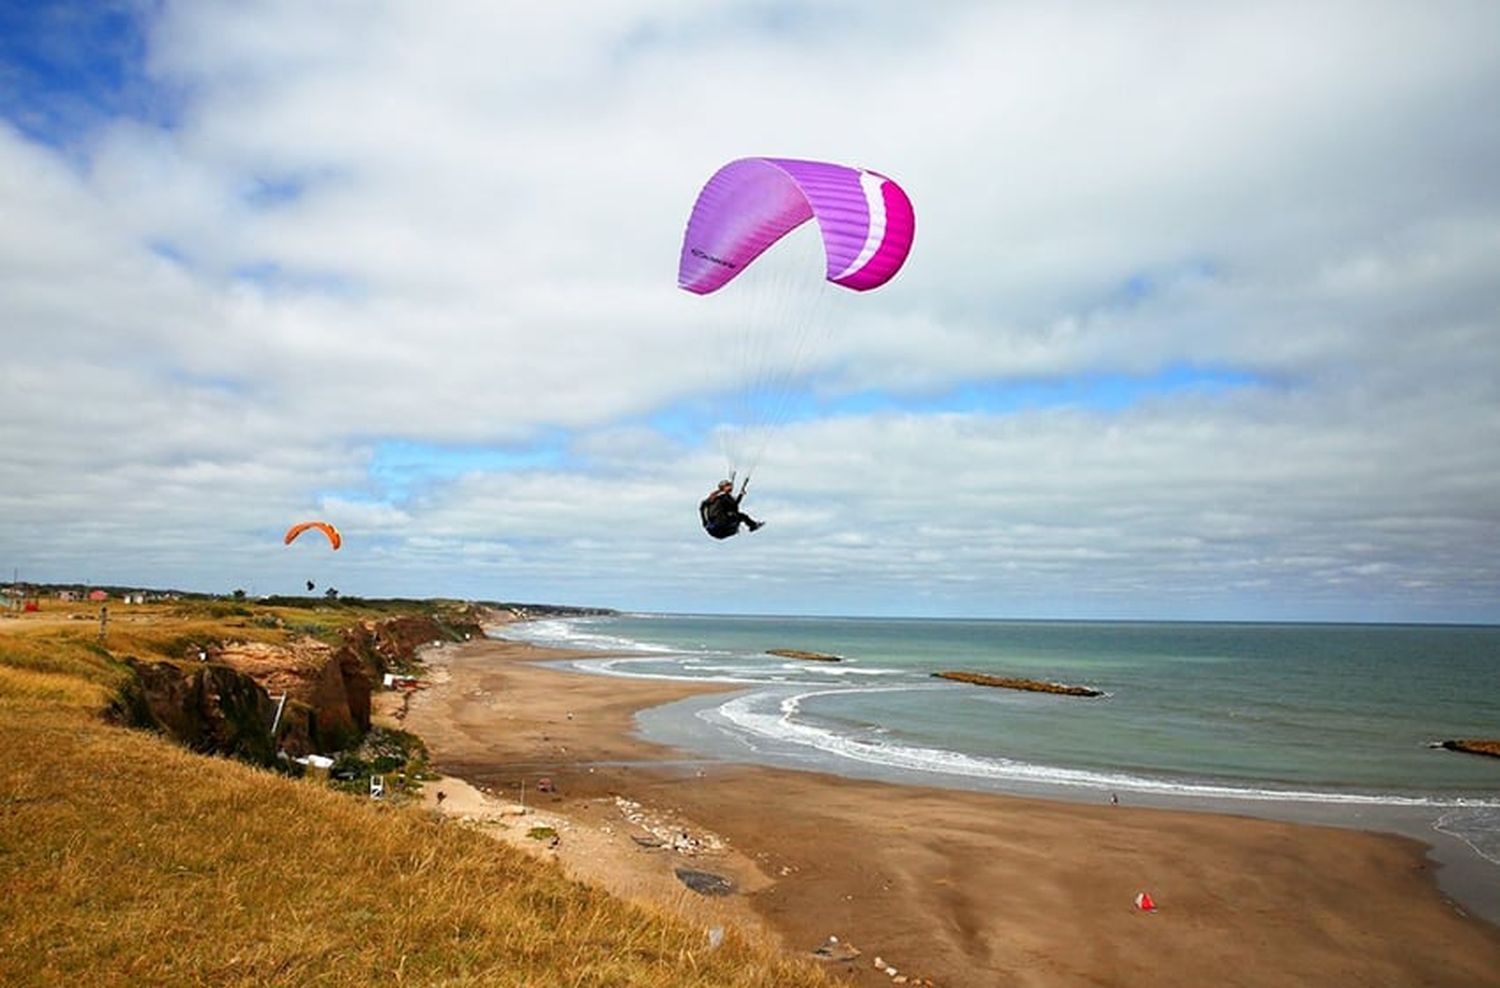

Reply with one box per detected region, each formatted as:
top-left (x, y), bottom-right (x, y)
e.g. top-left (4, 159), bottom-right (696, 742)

top-left (677, 157), bottom-right (916, 295)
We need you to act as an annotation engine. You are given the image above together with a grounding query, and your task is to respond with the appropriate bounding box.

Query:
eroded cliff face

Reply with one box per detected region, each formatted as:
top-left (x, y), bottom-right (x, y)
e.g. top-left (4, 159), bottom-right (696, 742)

top-left (347, 611), bottom-right (485, 670)
top-left (117, 659), bottom-right (279, 766)
top-left (115, 611), bottom-right (482, 760)
top-left (210, 637), bottom-right (368, 754)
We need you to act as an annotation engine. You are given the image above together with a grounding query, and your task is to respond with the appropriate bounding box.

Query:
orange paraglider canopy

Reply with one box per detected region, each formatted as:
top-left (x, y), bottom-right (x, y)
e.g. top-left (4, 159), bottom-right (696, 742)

top-left (283, 521), bottom-right (342, 550)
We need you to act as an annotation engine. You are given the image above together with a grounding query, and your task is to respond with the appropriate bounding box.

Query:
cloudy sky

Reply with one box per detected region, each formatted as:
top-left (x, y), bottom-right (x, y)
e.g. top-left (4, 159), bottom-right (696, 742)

top-left (3, 1), bottom-right (1498, 622)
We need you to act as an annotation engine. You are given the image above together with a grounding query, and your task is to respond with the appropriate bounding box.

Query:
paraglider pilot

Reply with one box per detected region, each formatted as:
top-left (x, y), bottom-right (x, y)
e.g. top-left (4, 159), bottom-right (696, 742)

top-left (700, 479), bottom-right (763, 539)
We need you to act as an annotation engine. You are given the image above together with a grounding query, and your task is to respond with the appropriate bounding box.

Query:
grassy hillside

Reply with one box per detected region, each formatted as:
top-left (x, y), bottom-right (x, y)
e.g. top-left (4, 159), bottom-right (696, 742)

top-left (0, 599), bottom-right (838, 987)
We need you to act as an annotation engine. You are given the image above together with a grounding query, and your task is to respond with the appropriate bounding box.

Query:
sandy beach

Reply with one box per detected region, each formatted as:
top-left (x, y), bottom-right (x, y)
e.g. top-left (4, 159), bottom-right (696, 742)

top-left (396, 633), bottom-right (1500, 987)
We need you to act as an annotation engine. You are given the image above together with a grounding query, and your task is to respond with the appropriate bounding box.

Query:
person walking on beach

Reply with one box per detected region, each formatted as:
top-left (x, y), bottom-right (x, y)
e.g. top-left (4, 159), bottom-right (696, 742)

top-left (700, 479), bottom-right (763, 539)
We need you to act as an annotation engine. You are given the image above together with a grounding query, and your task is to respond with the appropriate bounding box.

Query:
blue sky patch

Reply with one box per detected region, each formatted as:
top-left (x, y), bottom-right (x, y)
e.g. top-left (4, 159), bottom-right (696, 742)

top-left (165, 367), bottom-right (253, 398)
top-left (231, 261), bottom-right (360, 298)
top-left (637, 396), bottom-right (725, 447)
top-left (1097, 258), bottom-right (1223, 314)
top-left (241, 175), bottom-right (306, 209)
top-left (655, 363), bottom-right (1265, 432)
top-left (0, 1), bottom-right (175, 149)
top-left (148, 239), bottom-right (189, 266)
top-left (823, 364), bottom-right (1262, 418)
top-left (363, 437), bottom-right (576, 500)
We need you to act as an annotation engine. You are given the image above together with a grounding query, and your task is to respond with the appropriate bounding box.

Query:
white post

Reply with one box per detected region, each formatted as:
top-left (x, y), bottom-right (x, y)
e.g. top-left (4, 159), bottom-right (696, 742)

top-left (269, 693), bottom-right (288, 736)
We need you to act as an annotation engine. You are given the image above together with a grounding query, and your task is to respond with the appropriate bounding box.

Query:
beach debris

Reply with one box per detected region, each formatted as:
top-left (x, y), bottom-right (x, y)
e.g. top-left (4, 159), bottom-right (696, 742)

top-left (613, 796), bottom-right (725, 856)
top-left (1134, 891), bottom-right (1157, 912)
top-left (674, 867), bottom-right (735, 896)
top-left (871, 957), bottom-right (931, 984)
top-left (707, 926), bottom-right (725, 950)
top-left (631, 835), bottom-right (665, 849)
top-left (811, 935), bottom-right (861, 963)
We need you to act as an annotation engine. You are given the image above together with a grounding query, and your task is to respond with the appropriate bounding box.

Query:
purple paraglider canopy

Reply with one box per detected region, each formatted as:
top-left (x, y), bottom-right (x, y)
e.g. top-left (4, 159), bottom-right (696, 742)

top-left (678, 157), bottom-right (915, 295)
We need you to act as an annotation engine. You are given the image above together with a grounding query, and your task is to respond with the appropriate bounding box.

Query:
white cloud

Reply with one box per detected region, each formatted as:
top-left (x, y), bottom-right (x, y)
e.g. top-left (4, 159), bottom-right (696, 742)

top-left (2, 0), bottom-right (1498, 620)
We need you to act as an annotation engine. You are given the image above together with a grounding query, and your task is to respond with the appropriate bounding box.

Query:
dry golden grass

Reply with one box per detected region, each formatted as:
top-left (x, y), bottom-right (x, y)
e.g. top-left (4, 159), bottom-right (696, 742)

top-left (0, 610), bottom-right (131, 712)
top-left (0, 600), bottom-right (839, 987)
top-left (0, 664), bottom-right (116, 710)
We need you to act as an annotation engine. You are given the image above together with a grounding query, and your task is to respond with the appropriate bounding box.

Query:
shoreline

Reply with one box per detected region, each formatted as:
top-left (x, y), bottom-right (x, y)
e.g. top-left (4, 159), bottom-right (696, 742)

top-left (629, 681), bottom-right (1500, 925)
top-left (396, 628), bottom-right (1500, 987)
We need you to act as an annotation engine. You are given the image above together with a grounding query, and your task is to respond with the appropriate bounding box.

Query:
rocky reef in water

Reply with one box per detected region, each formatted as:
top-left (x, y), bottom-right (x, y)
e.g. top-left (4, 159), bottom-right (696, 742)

top-left (933, 670), bottom-right (1102, 697)
top-left (1436, 739), bottom-right (1500, 759)
top-left (767, 649), bottom-right (843, 662)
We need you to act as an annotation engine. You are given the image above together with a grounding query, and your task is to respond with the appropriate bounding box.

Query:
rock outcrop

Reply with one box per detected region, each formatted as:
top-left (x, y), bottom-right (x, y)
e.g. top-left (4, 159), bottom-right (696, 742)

top-left (115, 610), bottom-right (481, 762)
top-left (115, 660), bottom-right (278, 766)
top-left (341, 611), bottom-right (483, 680)
top-left (1437, 739), bottom-right (1500, 759)
top-left (933, 670), bottom-right (1103, 697)
top-left (767, 649), bottom-right (843, 662)
top-left (211, 637), bottom-right (368, 754)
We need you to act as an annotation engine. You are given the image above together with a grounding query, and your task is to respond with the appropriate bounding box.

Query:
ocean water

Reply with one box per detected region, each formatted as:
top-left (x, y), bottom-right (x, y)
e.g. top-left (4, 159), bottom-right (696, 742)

top-left (498, 614), bottom-right (1500, 879)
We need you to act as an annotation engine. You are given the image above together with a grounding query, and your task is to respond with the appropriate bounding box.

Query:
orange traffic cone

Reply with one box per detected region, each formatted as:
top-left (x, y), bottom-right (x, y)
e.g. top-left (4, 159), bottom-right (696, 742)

top-left (1134, 891), bottom-right (1157, 912)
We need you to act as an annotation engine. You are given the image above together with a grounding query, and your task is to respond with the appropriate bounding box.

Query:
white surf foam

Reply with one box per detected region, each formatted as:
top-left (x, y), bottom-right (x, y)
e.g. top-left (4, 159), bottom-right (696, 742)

top-left (1434, 808), bottom-right (1500, 866)
top-left (499, 618), bottom-right (677, 655)
top-left (711, 685), bottom-right (1500, 810)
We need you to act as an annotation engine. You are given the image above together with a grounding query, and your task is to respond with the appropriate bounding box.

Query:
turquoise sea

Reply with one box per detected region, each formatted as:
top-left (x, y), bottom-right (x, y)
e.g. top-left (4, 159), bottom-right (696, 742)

top-left (499, 614), bottom-right (1500, 914)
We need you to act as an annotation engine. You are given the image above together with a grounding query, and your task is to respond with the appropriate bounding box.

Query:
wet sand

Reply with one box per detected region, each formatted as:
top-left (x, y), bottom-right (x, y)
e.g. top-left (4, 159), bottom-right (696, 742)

top-left (397, 634), bottom-right (1500, 987)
